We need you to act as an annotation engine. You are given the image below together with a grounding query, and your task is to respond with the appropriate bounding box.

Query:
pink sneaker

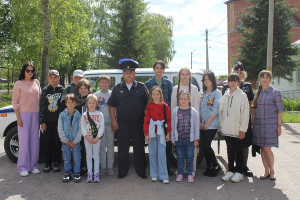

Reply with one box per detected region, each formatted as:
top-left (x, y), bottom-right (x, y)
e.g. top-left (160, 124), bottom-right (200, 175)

top-left (87, 174), bottom-right (93, 183)
top-left (176, 174), bottom-right (183, 182)
top-left (94, 173), bottom-right (100, 183)
top-left (188, 175), bottom-right (194, 183)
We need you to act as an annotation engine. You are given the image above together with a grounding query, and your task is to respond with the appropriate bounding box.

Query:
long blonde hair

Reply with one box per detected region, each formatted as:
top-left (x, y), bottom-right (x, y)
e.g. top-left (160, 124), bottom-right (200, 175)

top-left (252, 70), bottom-right (272, 108)
top-left (148, 86), bottom-right (164, 105)
top-left (177, 67), bottom-right (191, 106)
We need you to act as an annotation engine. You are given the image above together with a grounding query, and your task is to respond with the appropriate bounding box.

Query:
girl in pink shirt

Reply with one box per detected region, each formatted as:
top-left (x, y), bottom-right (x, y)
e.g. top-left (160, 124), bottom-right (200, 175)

top-left (12, 62), bottom-right (41, 176)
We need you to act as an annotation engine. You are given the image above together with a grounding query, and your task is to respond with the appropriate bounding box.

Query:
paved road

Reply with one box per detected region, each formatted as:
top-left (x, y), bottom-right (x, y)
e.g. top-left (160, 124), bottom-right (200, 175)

top-left (0, 123), bottom-right (299, 200)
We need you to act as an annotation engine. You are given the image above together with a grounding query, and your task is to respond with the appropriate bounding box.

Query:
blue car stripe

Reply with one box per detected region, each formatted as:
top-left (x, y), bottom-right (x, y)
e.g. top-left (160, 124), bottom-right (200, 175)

top-left (0, 108), bottom-right (14, 113)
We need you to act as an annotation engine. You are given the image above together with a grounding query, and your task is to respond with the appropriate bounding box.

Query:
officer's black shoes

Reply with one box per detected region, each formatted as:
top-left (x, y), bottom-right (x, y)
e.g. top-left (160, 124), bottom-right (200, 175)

top-left (139, 173), bottom-right (147, 179)
top-left (209, 165), bottom-right (221, 177)
top-left (53, 162), bottom-right (60, 172)
top-left (243, 166), bottom-right (253, 177)
top-left (43, 163), bottom-right (52, 173)
top-left (117, 174), bottom-right (126, 179)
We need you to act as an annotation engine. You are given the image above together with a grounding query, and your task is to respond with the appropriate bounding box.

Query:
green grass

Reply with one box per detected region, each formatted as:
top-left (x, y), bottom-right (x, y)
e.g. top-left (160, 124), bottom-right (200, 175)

top-left (282, 112), bottom-right (300, 123)
top-left (283, 98), bottom-right (300, 111)
top-left (0, 93), bottom-right (12, 108)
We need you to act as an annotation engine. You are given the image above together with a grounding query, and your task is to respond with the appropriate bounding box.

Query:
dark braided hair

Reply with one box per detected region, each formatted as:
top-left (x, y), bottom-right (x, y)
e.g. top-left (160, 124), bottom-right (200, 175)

top-left (176, 67), bottom-right (192, 106)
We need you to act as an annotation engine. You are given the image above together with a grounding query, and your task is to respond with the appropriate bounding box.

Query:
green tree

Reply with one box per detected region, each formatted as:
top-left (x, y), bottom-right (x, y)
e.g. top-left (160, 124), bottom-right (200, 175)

top-left (144, 13), bottom-right (175, 66)
top-left (237, 0), bottom-right (298, 81)
top-left (106, 0), bottom-right (156, 68)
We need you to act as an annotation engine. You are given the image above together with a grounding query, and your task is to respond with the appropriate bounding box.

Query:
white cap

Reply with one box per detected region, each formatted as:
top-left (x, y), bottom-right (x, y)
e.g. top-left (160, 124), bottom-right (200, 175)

top-left (73, 69), bottom-right (84, 77)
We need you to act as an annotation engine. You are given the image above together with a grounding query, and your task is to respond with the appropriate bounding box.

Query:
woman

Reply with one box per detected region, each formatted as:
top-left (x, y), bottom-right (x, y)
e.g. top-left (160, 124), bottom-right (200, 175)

top-left (222, 62), bottom-right (254, 177)
top-left (199, 70), bottom-right (222, 177)
top-left (252, 70), bottom-right (283, 180)
top-left (12, 62), bottom-right (41, 176)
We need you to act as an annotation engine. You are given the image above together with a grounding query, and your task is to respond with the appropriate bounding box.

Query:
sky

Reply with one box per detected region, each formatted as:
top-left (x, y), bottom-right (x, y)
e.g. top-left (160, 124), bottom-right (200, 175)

top-left (148, 0), bottom-right (229, 76)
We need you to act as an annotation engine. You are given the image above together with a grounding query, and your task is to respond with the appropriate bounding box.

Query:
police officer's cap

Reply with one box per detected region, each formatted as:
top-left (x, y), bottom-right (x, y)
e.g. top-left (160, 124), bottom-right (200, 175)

top-left (234, 62), bottom-right (243, 71)
top-left (119, 58), bottom-right (139, 72)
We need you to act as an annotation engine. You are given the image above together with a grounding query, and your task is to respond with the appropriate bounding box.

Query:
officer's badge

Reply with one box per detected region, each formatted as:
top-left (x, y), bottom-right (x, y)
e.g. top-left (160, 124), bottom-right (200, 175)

top-left (127, 66), bottom-right (130, 69)
top-left (120, 90), bottom-right (124, 93)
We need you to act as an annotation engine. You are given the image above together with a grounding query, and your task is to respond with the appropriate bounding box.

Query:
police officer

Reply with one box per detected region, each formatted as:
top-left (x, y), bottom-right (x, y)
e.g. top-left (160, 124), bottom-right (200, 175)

top-left (222, 62), bottom-right (254, 177)
top-left (108, 59), bottom-right (149, 179)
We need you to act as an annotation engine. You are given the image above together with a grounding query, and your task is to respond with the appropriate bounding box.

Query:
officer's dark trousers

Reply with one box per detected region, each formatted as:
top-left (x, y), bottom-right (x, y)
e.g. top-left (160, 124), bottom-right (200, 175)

top-left (43, 121), bottom-right (61, 164)
top-left (117, 121), bottom-right (146, 176)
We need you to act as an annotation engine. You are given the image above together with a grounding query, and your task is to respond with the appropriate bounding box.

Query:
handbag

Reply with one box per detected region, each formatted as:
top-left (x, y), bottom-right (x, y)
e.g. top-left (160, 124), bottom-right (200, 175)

top-left (87, 112), bottom-right (103, 139)
top-left (163, 104), bottom-right (168, 136)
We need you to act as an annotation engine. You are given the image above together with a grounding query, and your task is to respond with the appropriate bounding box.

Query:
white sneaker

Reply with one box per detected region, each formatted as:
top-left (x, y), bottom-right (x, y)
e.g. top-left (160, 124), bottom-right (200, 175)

top-left (222, 171), bottom-right (234, 182)
top-left (20, 171), bottom-right (29, 177)
top-left (231, 172), bottom-right (244, 183)
top-left (32, 169), bottom-right (40, 174)
top-left (163, 179), bottom-right (169, 184)
top-left (151, 177), bottom-right (158, 182)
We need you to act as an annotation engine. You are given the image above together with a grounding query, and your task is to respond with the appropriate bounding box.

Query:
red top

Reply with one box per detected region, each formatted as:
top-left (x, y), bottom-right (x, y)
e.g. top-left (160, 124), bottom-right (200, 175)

top-left (143, 102), bottom-right (172, 136)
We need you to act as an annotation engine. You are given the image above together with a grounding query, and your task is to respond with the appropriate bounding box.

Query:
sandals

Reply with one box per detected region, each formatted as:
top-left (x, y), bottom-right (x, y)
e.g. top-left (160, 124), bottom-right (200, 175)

top-left (259, 174), bottom-right (270, 179)
top-left (270, 173), bottom-right (276, 180)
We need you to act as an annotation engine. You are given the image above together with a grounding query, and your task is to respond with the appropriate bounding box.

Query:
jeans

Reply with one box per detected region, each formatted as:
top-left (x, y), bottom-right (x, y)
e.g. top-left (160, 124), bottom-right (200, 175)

top-left (176, 137), bottom-right (194, 176)
top-left (100, 129), bottom-right (115, 168)
top-left (84, 138), bottom-right (101, 174)
top-left (201, 129), bottom-right (218, 168)
top-left (225, 136), bottom-right (243, 173)
top-left (148, 135), bottom-right (168, 180)
top-left (62, 144), bottom-right (81, 174)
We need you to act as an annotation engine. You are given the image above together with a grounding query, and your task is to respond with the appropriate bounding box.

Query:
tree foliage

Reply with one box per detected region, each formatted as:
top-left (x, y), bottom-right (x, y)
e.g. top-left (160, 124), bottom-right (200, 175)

top-left (237, 0), bottom-right (299, 81)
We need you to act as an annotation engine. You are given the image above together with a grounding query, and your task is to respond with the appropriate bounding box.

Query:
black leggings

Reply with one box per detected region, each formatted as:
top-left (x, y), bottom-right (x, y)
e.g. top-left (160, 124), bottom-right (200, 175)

top-left (225, 136), bottom-right (243, 173)
top-left (200, 129), bottom-right (218, 168)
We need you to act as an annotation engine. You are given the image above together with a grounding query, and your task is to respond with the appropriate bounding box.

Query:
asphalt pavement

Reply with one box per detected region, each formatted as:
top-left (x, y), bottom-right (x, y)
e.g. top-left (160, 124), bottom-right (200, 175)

top-left (0, 123), bottom-right (299, 200)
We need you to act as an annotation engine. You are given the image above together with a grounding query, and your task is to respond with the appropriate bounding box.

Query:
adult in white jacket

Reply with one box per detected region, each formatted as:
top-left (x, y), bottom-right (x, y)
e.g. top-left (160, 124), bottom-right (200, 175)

top-left (219, 73), bottom-right (249, 183)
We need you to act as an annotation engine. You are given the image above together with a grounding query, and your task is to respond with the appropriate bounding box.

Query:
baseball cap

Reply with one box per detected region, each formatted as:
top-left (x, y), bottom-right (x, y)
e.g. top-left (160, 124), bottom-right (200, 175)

top-left (48, 69), bottom-right (59, 76)
top-left (73, 69), bottom-right (84, 77)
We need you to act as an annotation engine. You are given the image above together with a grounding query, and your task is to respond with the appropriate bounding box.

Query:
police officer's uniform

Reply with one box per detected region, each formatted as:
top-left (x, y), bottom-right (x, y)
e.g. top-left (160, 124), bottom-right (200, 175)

top-left (107, 59), bottom-right (149, 178)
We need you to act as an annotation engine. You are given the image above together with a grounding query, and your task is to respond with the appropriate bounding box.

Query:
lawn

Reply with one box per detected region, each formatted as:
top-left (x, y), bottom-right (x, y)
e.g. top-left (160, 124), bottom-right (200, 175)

top-left (0, 93), bottom-right (12, 108)
top-left (282, 112), bottom-right (300, 123)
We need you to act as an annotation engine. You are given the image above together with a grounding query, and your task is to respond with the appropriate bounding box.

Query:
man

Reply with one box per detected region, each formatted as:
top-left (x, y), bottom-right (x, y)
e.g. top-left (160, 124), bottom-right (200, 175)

top-left (108, 58), bottom-right (149, 179)
top-left (145, 60), bottom-right (174, 175)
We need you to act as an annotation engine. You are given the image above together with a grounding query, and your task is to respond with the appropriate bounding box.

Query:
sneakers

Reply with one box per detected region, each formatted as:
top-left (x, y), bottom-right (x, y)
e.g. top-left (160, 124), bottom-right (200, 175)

top-left (222, 171), bottom-right (234, 182)
top-left (74, 173), bottom-right (81, 183)
top-left (62, 173), bottom-right (72, 183)
top-left (163, 179), bottom-right (169, 184)
top-left (94, 173), bottom-right (100, 183)
top-left (231, 172), bottom-right (244, 183)
top-left (151, 177), bottom-right (158, 182)
top-left (32, 169), bottom-right (40, 174)
top-left (43, 163), bottom-right (52, 173)
top-left (243, 166), bottom-right (253, 177)
top-left (210, 165), bottom-right (221, 177)
top-left (188, 175), bottom-right (194, 183)
top-left (20, 171), bottom-right (29, 177)
top-left (53, 162), bottom-right (60, 172)
top-left (176, 174), bottom-right (183, 182)
top-left (107, 168), bottom-right (114, 176)
top-left (87, 174), bottom-right (93, 183)
top-left (99, 167), bottom-right (107, 175)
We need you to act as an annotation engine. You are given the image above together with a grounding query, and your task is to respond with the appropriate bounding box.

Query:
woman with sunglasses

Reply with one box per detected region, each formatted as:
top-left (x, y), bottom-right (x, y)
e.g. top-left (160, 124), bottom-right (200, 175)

top-left (12, 62), bottom-right (41, 176)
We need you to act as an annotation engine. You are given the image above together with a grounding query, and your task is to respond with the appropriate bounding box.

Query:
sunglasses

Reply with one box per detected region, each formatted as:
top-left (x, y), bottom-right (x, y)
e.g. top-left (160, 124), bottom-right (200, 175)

top-left (25, 69), bottom-right (35, 73)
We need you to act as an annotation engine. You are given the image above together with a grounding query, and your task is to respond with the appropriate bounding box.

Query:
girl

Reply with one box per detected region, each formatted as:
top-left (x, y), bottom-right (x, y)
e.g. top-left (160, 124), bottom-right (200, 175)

top-left (170, 67), bottom-right (200, 175)
top-left (144, 86), bottom-right (171, 184)
top-left (171, 90), bottom-right (199, 183)
top-left (81, 94), bottom-right (105, 183)
top-left (219, 73), bottom-right (249, 183)
top-left (12, 62), bottom-right (41, 176)
top-left (252, 70), bottom-right (283, 181)
top-left (199, 70), bottom-right (222, 177)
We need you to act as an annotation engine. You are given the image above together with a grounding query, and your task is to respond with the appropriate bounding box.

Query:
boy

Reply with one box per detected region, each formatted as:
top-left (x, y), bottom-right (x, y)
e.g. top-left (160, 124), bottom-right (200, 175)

top-left (145, 60), bottom-right (174, 175)
top-left (94, 75), bottom-right (115, 176)
top-left (39, 70), bottom-right (64, 173)
top-left (58, 93), bottom-right (82, 183)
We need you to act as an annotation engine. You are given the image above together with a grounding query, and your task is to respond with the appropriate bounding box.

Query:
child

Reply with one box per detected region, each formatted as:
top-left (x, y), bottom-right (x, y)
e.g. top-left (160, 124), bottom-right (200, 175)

top-left (81, 94), bottom-right (105, 183)
top-left (58, 93), bottom-right (82, 183)
top-left (94, 75), bottom-right (115, 176)
top-left (170, 67), bottom-right (200, 175)
top-left (219, 73), bottom-right (249, 183)
top-left (171, 90), bottom-right (199, 183)
top-left (144, 86), bottom-right (171, 184)
top-left (39, 70), bottom-right (64, 173)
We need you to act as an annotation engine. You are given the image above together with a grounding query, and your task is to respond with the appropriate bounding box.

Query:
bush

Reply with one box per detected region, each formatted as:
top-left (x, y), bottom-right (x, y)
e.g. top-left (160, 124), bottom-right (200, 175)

top-left (283, 98), bottom-right (300, 111)
top-left (0, 83), bottom-right (14, 90)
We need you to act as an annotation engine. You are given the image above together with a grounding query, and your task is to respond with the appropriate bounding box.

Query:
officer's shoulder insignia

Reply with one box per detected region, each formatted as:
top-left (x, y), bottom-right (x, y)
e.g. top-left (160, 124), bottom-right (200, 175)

top-left (120, 90), bottom-right (124, 93)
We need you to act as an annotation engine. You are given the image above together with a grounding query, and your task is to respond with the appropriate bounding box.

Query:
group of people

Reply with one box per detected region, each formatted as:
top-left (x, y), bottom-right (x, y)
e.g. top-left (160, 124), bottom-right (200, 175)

top-left (11, 59), bottom-right (283, 184)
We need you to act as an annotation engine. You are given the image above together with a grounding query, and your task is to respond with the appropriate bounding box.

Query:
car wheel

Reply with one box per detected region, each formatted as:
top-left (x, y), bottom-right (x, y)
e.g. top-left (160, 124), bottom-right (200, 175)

top-left (166, 141), bottom-right (204, 167)
top-left (4, 127), bottom-right (19, 163)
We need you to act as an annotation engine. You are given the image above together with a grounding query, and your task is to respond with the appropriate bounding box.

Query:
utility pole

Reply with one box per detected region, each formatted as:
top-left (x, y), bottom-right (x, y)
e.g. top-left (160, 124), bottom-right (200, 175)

top-left (266, 0), bottom-right (274, 72)
top-left (191, 49), bottom-right (196, 69)
top-left (206, 29), bottom-right (209, 70)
